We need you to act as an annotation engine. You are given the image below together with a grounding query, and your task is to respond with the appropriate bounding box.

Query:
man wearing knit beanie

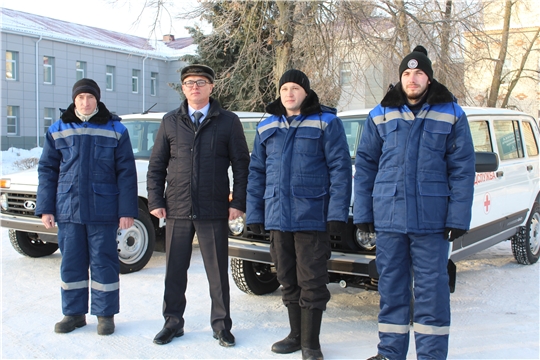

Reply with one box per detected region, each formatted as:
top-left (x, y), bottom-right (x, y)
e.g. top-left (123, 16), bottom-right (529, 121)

top-left (247, 69), bottom-right (351, 360)
top-left (355, 46), bottom-right (475, 360)
top-left (36, 77), bottom-right (138, 336)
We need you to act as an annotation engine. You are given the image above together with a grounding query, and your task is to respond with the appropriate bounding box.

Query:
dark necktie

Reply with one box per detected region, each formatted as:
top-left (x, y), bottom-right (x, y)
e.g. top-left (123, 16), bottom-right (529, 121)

top-left (193, 111), bottom-right (203, 130)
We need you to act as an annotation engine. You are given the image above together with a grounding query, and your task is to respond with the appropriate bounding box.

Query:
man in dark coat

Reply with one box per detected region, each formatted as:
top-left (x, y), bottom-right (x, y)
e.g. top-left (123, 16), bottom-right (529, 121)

top-left (247, 69), bottom-right (352, 360)
top-left (147, 64), bottom-right (250, 347)
top-left (36, 78), bottom-right (138, 336)
top-left (355, 46), bottom-right (475, 360)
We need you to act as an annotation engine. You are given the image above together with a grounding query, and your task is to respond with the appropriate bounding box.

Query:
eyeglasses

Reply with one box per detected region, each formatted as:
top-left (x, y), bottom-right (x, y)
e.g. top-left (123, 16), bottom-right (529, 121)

top-left (183, 80), bottom-right (211, 88)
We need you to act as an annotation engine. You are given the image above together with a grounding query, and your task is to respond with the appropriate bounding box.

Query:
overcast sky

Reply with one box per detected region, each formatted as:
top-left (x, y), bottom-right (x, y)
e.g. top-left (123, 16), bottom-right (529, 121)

top-left (1, 0), bottom-right (201, 39)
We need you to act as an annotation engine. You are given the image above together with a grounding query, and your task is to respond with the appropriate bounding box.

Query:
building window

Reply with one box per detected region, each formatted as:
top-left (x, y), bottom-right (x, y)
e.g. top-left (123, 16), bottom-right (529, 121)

top-left (44, 108), bottom-right (55, 134)
top-left (76, 61), bottom-right (86, 81)
top-left (43, 56), bottom-right (54, 84)
top-left (340, 62), bottom-right (352, 86)
top-left (132, 69), bottom-right (140, 93)
top-left (7, 106), bottom-right (19, 135)
top-left (6, 51), bottom-right (18, 80)
top-left (106, 65), bottom-right (115, 91)
top-left (501, 59), bottom-right (512, 84)
top-left (150, 72), bottom-right (158, 96)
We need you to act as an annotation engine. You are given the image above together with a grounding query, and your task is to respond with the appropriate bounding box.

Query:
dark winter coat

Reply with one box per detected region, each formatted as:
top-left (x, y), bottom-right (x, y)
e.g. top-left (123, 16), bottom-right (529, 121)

top-left (36, 102), bottom-right (138, 224)
top-left (146, 98), bottom-right (250, 220)
top-left (353, 80), bottom-right (476, 233)
top-left (246, 90), bottom-right (352, 232)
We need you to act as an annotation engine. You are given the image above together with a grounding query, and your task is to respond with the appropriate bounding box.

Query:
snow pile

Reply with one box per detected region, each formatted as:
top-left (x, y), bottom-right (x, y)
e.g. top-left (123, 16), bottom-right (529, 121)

top-left (1, 147), bottom-right (43, 176)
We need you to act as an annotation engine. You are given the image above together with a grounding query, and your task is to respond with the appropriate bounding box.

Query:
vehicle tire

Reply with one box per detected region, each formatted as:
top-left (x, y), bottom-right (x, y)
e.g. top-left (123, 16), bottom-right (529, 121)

top-left (117, 205), bottom-right (156, 274)
top-left (230, 258), bottom-right (280, 295)
top-left (8, 229), bottom-right (58, 257)
top-left (511, 201), bottom-right (540, 265)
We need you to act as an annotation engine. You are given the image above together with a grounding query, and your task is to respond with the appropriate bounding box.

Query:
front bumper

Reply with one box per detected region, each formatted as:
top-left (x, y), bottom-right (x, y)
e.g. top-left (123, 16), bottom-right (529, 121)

top-left (227, 237), bottom-right (376, 278)
top-left (0, 213), bottom-right (58, 235)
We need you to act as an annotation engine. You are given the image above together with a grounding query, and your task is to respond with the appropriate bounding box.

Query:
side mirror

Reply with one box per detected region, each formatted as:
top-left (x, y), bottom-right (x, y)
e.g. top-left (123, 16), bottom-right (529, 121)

top-left (475, 151), bottom-right (499, 173)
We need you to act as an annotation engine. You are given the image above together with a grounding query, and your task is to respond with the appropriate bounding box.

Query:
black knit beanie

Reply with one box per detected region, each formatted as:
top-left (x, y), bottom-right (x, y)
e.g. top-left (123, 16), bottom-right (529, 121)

top-left (279, 69), bottom-right (310, 93)
top-left (399, 45), bottom-right (433, 81)
top-left (72, 78), bottom-right (101, 102)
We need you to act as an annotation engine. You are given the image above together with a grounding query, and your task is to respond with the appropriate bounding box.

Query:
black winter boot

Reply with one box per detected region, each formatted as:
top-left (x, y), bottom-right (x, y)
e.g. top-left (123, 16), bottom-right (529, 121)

top-left (271, 303), bottom-right (301, 354)
top-left (54, 315), bottom-right (86, 333)
top-left (301, 308), bottom-right (324, 360)
top-left (97, 315), bottom-right (115, 335)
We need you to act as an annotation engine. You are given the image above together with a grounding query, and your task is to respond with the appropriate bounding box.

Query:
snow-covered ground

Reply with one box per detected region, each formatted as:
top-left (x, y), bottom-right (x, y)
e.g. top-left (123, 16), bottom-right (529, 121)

top-left (1, 148), bottom-right (539, 359)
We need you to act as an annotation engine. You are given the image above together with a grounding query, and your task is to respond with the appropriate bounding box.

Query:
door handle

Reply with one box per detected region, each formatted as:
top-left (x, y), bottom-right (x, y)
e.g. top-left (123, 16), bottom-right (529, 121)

top-left (496, 171), bottom-right (504, 178)
top-left (527, 165), bottom-right (533, 171)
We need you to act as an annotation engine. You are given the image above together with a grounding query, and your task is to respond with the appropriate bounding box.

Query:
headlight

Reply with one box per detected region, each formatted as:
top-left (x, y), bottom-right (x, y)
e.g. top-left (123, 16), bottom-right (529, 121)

top-left (228, 216), bottom-right (244, 236)
top-left (0, 193), bottom-right (8, 211)
top-left (0, 179), bottom-right (11, 189)
top-left (355, 228), bottom-right (376, 250)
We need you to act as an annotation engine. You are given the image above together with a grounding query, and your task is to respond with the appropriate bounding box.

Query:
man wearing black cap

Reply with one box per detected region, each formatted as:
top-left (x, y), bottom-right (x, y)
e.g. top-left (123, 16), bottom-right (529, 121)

top-left (147, 64), bottom-right (249, 347)
top-left (246, 69), bottom-right (352, 360)
top-left (354, 46), bottom-right (475, 360)
top-left (36, 78), bottom-right (138, 336)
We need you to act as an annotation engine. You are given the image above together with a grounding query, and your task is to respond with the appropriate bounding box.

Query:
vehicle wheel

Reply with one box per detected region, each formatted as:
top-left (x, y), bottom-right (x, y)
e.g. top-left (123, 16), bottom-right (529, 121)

top-left (117, 205), bottom-right (156, 274)
top-left (230, 258), bottom-right (280, 295)
top-left (511, 201), bottom-right (540, 265)
top-left (8, 229), bottom-right (58, 257)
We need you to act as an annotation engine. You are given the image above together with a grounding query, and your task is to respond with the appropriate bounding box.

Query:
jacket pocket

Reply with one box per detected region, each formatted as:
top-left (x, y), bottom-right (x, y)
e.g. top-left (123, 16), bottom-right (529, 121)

top-left (259, 127), bottom-right (279, 154)
top-left (92, 183), bottom-right (119, 216)
top-left (423, 119), bottom-right (452, 151)
top-left (55, 136), bottom-right (74, 163)
top-left (56, 183), bottom-right (72, 218)
top-left (94, 136), bottom-right (118, 161)
top-left (372, 183), bottom-right (396, 227)
top-left (263, 186), bottom-right (278, 226)
top-left (294, 127), bottom-right (323, 155)
top-left (292, 186), bottom-right (326, 223)
top-left (418, 181), bottom-right (450, 225)
top-left (377, 120), bottom-right (398, 150)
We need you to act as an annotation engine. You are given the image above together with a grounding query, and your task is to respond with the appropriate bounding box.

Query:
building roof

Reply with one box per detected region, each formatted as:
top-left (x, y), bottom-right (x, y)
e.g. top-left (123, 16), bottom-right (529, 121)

top-left (0, 7), bottom-right (196, 60)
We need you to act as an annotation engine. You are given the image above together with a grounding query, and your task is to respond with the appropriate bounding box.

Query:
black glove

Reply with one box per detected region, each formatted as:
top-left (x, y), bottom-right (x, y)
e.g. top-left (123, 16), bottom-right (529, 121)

top-left (444, 227), bottom-right (467, 242)
top-left (327, 221), bottom-right (346, 234)
top-left (355, 223), bottom-right (375, 233)
top-left (249, 223), bottom-right (265, 234)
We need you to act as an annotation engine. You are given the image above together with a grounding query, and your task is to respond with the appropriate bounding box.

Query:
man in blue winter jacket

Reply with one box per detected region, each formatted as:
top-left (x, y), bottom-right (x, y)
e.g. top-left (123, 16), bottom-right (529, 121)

top-left (247, 69), bottom-right (352, 360)
top-left (354, 46), bottom-right (475, 360)
top-left (36, 78), bottom-right (138, 336)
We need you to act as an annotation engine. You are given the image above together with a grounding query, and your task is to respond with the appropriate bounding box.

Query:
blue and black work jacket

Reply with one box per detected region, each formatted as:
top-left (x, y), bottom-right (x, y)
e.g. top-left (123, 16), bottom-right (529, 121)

top-left (353, 80), bottom-right (476, 233)
top-left (36, 102), bottom-right (138, 224)
top-left (247, 90), bottom-right (352, 232)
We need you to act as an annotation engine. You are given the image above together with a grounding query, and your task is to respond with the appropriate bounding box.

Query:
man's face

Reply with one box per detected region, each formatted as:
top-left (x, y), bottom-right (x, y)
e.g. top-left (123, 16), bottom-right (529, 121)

top-left (182, 75), bottom-right (214, 108)
top-left (401, 69), bottom-right (430, 104)
top-left (280, 82), bottom-right (308, 116)
top-left (74, 93), bottom-right (98, 115)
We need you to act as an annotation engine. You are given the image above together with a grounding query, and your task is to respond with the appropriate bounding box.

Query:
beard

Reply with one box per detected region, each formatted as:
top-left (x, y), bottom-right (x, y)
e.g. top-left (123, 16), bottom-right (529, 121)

top-left (405, 87), bottom-right (428, 103)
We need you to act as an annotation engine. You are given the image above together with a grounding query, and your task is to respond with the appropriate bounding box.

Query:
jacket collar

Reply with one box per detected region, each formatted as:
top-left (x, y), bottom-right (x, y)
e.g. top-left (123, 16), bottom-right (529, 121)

top-left (178, 98), bottom-right (222, 119)
top-left (380, 79), bottom-right (456, 108)
top-left (61, 102), bottom-right (115, 125)
top-left (265, 89), bottom-right (324, 117)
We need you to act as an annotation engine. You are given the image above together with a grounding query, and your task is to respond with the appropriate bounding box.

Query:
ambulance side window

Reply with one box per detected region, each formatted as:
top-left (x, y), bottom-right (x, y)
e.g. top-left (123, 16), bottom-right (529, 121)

top-left (521, 121), bottom-right (539, 157)
top-left (469, 120), bottom-right (492, 152)
top-left (493, 120), bottom-right (524, 160)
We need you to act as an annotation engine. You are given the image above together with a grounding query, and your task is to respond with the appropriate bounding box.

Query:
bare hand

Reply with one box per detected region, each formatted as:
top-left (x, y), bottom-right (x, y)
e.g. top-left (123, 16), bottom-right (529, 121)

top-left (229, 207), bottom-right (244, 221)
top-left (41, 214), bottom-right (55, 229)
top-left (119, 217), bottom-right (134, 229)
top-left (150, 208), bottom-right (167, 219)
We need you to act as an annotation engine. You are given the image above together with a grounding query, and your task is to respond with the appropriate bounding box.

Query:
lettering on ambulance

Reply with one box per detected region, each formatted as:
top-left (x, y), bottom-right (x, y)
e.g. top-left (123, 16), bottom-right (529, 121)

top-left (474, 172), bottom-right (496, 185)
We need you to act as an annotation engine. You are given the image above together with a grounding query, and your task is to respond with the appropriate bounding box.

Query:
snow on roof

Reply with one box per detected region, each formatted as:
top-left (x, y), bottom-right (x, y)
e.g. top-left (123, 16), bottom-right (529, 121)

top-left (0, 7), bottom-right (196, 60)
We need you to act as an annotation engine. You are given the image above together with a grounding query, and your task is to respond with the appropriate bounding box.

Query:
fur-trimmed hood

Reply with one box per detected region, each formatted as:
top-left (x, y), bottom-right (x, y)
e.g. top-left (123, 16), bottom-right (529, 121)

top-left (265, 89), bottom-right (333, 117)
top-left (381, 79), bottom-right (456, 108)
top-left (61, 102), bottom-right (119, 124)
